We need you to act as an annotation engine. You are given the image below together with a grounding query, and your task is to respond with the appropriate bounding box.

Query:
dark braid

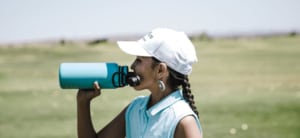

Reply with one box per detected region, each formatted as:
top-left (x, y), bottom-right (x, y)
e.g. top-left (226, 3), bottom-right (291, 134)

top-left (151, 57), bottom-right (199, 117)
top-left (181, 76), bottom-right (199, 117)
top-left (168, 68), bottom-right (199, 117)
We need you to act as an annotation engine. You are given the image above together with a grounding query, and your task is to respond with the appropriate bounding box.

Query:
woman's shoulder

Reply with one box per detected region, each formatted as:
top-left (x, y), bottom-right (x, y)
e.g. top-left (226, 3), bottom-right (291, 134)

top-left (171, 100), bottom-right (195, 117)
top-left (169, 100), bottom-right (203, 135)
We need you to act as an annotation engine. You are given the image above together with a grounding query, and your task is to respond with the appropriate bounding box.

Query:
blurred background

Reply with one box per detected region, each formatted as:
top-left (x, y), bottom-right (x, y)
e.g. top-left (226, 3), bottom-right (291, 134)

top-left (0, 0), bottom-right (299, 137)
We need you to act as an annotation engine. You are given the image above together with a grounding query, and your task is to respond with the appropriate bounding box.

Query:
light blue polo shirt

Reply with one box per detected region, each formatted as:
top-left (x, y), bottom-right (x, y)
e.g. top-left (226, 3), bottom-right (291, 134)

top-left (125, 90), bottom-right (202, 138)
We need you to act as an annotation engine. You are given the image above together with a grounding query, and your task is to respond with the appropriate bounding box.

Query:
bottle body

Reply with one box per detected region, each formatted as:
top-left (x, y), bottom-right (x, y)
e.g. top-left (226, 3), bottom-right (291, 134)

top-left (59, 62), bottom-right (128, 89)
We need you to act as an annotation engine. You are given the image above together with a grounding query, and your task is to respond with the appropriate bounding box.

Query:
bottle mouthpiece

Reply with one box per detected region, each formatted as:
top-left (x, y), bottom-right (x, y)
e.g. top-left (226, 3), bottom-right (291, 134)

top-left (126, 72), bottom-right (141, 87)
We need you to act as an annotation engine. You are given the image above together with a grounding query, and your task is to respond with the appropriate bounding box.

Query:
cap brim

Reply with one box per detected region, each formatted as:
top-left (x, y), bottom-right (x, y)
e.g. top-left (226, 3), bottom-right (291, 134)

top-left (117, 41), bottom-right (152, 57)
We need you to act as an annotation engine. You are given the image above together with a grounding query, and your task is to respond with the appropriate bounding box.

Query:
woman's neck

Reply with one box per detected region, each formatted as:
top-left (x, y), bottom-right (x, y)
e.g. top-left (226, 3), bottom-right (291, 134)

top-left (147, 87), bottom-right (173, 109)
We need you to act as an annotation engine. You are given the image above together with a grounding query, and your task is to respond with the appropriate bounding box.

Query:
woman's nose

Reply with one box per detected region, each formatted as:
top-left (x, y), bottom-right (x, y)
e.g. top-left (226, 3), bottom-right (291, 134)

top-left (130, 61), bottom-right (136, 70)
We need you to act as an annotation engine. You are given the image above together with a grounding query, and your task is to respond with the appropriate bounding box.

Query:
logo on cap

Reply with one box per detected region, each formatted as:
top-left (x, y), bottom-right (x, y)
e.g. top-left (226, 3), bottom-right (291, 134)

top-left (142, 32), bottom-right (154, 42)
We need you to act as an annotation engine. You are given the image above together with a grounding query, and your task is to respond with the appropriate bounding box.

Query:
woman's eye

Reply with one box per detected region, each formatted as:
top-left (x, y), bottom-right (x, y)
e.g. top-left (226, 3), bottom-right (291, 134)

top-left (135, 59), bottom-right (141, 64)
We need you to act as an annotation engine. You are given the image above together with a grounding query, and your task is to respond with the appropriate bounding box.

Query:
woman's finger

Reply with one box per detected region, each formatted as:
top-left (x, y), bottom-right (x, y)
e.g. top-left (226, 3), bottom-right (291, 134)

top-left (94, 81), bottom-right (100, 90)
top-left (93, 81), bottom-right (101, 96)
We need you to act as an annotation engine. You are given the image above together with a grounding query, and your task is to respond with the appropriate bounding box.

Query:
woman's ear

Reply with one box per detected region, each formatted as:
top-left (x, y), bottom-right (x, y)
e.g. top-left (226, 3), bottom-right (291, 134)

top-left (157, 63), bottom-right (168, 78)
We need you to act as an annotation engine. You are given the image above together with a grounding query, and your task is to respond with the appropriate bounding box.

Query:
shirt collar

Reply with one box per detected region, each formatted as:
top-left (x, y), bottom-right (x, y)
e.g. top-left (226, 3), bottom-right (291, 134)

top-left (145, 90), bottom-right (183, 116)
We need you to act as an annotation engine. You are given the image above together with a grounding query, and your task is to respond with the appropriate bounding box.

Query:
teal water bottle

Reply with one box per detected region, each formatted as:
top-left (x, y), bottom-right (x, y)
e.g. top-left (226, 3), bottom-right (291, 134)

top-left (59, 62), bottom-right (140, 89)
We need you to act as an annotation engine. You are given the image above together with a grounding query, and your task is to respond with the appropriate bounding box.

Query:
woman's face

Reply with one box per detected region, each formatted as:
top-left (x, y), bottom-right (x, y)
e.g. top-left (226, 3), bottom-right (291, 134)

top-left (130, 56), bottom-right (158, 90)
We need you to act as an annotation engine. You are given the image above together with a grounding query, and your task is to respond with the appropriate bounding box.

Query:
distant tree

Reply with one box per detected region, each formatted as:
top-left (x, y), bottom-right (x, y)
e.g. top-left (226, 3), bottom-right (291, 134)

top-left (289, 31), bottom-right (297, 37)
top-left (88, 38), bottom-right (108, 46)
top-left (198, 32), bottom-right (211, 41)
top-left (60, 39), bottom-right (65, 46)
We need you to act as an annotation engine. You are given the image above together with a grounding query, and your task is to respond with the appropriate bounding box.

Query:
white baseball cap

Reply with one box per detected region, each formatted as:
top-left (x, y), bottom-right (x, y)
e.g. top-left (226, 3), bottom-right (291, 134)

top-left (117, 28), bottom-right (198, 75)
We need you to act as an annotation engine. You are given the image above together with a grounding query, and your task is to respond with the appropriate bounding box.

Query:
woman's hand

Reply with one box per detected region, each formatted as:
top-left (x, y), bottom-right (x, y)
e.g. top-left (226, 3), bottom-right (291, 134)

top-left (77, 81), bottom-right (101, 138)
top-left (77, 81), bottom-right (101, 103)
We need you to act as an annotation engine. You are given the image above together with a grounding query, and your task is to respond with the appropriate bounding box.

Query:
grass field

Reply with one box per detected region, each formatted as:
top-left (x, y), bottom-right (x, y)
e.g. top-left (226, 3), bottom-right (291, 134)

top-left (0, 35), bottom-right (300, 138)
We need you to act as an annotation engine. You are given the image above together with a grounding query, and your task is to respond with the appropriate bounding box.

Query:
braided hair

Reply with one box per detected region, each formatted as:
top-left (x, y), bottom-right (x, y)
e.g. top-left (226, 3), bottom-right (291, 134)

top-left (152, 58), bottom-right (199, 117)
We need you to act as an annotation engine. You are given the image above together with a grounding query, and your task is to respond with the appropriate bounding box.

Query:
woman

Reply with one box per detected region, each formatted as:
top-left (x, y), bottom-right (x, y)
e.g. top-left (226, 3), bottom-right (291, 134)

top-left (77, 28), bottom-right (203, 138)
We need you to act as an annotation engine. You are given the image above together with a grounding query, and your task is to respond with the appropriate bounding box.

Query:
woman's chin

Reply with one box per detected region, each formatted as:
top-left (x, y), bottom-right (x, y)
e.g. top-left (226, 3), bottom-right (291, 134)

top-left (132, 85), bottom-right (145, 91)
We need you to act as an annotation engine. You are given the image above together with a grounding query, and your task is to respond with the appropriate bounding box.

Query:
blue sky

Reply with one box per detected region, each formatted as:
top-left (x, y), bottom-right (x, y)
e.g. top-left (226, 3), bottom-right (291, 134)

top-left (0, 0), bottom-right (300, 44)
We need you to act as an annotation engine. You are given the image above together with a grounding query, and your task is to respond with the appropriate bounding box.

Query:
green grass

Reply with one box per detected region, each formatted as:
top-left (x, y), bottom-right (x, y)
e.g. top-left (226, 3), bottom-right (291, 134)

top-left (0, 36), bottom-right (300, 138)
